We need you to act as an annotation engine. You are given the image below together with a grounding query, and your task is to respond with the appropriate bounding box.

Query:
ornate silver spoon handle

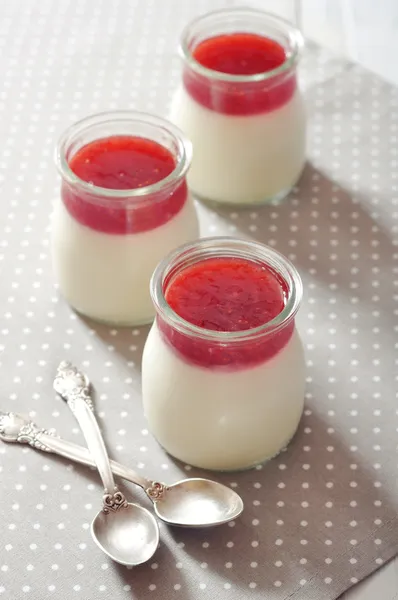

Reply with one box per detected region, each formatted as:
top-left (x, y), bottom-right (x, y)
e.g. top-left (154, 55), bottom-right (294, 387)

top-left (0, 410), bottom-right (151, 490)
top-left (53, 362), bottom-right (166, 500)
top-left (0, 411), bottom-right (149, 491)
top-left (53, 361), bottom-right (135, 511)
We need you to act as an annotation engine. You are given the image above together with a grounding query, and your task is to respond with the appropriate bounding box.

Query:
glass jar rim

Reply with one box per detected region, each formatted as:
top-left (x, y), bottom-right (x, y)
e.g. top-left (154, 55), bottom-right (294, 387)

top-left (179, 8), bottom-right (304, 84)
top-left (55, 110), bottom-right (192, 204)
top-left (151, 236), bottom-right (303, 342)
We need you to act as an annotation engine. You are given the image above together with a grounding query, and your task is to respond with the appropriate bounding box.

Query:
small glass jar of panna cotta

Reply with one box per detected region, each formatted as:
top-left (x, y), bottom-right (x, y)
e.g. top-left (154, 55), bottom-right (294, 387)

top-left (170, 8), bottom-right (306, 206)
top-left (52, 111), bottom-right (199, 326)
top-left (142, 237), bottom-right (306, 471)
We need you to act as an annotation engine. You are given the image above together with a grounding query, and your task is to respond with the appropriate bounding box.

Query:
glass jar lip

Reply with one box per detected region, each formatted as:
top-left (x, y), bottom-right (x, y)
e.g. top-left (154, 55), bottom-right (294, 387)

top-left (179, 7), bottom-right (304, 84)
top-left (55, 110), bottom-right (192, 203)
top-left (151, 236), bottom-right (303, 342)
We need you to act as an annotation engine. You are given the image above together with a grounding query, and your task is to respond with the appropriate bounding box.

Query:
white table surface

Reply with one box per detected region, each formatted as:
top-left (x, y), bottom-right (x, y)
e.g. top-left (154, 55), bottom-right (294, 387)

top-left (253, 0), bottom-right (398, 87)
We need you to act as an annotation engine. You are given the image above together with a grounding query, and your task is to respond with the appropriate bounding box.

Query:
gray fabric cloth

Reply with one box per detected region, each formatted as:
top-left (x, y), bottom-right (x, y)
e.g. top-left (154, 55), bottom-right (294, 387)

top-left (0, 0), bottom-right (397, 599)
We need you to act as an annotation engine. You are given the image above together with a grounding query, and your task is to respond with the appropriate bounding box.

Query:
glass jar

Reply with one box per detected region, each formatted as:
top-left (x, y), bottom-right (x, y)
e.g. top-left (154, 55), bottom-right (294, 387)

top-left (142, 237), bottom-right (306, 471)
top-left (52, 111), bottom-right (199, 326)
top-left (169, 8), bottom-right (306, 206)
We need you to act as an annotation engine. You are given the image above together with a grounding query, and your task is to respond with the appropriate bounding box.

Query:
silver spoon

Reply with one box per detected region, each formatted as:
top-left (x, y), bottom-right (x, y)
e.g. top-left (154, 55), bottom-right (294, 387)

top-left (56, 361), bottom-right (244, 528)
top-left (52, 361), bottom-right (159, 566)
top-left (0, 409), bottom-right (243, 527)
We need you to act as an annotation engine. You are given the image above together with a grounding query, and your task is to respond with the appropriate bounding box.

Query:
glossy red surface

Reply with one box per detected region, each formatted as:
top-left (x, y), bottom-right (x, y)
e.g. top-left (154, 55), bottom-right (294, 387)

top-left (160, 257), bottom-right (294, 368)
top-left (183, 33), bottom-right (296, 115)
top-left (62, 136), bottom-right (187, 234)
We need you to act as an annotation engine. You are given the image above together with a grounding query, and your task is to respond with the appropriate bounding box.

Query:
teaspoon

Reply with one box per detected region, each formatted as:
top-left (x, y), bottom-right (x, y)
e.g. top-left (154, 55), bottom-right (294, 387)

top-left (0, 407), bottom-right (244, 528)
top-left (53, 361), bottom-right (159, 566)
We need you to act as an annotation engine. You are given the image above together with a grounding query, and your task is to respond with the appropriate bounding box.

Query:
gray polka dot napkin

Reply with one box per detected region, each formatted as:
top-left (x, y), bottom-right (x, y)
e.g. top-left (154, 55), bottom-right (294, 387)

top-left (0, 1), bottom-right (397, 599)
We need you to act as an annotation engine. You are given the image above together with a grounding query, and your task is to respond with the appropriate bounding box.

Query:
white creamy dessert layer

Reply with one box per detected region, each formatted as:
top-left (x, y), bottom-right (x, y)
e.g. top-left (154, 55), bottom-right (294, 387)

top-left (51, 198), bottom-right (199, 326)
top-left (142, 322), bottom-right (306, 471)
top-left (170, 87), bottom-right (306, 205)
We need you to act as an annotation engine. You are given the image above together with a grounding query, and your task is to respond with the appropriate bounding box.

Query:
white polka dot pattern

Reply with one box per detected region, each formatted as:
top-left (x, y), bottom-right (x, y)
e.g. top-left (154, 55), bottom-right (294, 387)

top-left (0, 1), bottom-right (397, 599)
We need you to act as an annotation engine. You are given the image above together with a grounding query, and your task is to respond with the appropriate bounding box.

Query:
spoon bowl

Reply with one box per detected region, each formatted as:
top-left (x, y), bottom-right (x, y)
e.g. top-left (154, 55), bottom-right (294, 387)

top-left (154, 477), bottom-right (244, 527)
top-left (92, 503), bottom-right (159, 566)
top-left (53, 361), bottom-right (159, 566)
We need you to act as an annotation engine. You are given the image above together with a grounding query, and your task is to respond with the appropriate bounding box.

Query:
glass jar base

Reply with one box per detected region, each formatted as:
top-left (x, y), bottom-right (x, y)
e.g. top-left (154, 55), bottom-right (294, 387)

top-left (192, 184), bottom-right (295, 210)
top-left (157, 420), bottom-right (301, 473)
top-left (66, 302), bottom-right (155, 329)
top-left (207, 425), bottom-right (300, 473)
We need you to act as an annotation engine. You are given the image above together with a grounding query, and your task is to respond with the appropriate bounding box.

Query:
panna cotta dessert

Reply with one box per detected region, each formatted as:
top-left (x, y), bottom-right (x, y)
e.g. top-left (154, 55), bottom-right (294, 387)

top-left (52, 111), bottom-right (199, 325)
top-left (170, 9), bottom-right (306, 206)
top-left (142, 237), bottom-right (306, 471)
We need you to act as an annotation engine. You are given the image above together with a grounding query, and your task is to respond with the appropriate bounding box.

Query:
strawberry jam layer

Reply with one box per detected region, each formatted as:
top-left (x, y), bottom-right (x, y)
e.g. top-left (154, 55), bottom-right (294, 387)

top-left (62, 136), bottom-right (187, 234)
top-left (183, 33), bottom-right (296, 116)
top-left (159, 257), bottom-right (294, 369)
